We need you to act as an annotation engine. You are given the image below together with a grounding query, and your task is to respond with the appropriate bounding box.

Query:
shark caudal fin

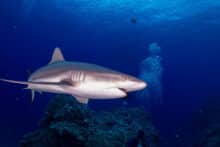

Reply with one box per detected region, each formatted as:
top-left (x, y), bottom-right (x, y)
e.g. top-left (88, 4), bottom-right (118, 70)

top-left (0, 78), bottom-right (30, 85)
top-left (31, 90), bottom-right (35, 102)
top-left (23, 87), bottom-right (36, 102)
top-left (0, 78), bottom-right (36, 102)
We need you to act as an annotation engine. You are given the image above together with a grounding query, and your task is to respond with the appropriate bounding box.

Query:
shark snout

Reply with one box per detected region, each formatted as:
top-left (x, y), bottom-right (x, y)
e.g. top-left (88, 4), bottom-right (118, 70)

top-left (135, 80), bottom-right (147, 90)
top-left (119, 77), bottom-right (147, 92)
top-left (130, 79), bottom-right (147, 91)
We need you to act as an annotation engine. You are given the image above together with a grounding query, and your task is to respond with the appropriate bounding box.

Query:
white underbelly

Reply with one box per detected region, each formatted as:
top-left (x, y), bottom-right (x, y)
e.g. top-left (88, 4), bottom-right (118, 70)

top-left (69, 83), bottom-right (127, 99)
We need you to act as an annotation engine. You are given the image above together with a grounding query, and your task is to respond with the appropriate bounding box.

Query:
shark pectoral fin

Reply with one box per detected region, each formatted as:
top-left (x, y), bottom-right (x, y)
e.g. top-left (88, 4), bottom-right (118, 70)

top-left (74, 96), bottom-right (89, 104)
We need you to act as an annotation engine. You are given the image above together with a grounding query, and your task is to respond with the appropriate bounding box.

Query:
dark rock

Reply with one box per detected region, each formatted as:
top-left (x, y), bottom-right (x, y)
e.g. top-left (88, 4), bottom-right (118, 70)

top-left (20, 95), bottom-right (159, 147)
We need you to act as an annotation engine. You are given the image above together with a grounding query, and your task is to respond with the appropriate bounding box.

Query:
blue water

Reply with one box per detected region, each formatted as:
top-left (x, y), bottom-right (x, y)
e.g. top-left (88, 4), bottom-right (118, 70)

top-left (0, 0), bottom-right (220, 146)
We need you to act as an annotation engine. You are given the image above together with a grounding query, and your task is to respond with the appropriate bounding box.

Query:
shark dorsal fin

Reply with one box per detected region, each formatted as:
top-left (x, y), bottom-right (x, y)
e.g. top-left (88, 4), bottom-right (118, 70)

top-left (49, 47), bottom-right (65, 64)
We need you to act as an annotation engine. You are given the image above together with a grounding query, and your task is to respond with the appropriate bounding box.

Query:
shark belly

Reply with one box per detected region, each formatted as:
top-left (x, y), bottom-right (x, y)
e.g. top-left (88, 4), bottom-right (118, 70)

top-left (28, 81), bottom-right (126, 99)
top-left (68, 81), bottom-right (127, 99)
top-left (70, 87), bottom-right (127, 99)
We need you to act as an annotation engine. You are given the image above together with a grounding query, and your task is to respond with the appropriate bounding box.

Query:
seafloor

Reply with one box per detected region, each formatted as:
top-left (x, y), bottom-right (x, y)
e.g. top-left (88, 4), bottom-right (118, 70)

top-left (20, 95), bottom-right (160, 147)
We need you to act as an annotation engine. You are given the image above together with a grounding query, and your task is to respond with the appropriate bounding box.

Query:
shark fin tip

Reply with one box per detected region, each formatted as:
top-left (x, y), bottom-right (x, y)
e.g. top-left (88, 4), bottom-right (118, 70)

top-left (74, 96), bottom-right (89, 104)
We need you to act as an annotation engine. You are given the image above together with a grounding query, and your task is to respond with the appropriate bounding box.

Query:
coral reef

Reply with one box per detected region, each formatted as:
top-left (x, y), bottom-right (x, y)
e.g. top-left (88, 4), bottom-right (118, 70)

top-left (20, 95), bottom-right (159, 147)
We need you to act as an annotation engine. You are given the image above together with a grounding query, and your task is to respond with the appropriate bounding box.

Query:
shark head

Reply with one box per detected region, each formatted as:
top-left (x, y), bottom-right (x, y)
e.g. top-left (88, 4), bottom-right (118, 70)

top-left (117, 76), bottom-right (147, 92)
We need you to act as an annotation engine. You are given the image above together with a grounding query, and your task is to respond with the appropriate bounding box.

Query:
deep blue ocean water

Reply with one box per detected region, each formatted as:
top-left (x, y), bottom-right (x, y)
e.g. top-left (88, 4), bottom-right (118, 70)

top-left (0, 0), bottom-right (220, 146)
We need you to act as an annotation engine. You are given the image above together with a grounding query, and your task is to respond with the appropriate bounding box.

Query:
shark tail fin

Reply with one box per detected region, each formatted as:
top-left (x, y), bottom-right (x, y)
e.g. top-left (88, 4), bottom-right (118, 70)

top-left (24, 88), bottom-right (35, 103)
top-left (1, 79), bottom-right (36, 102)
top-left (0, 78), bottom-right (30, 85)
top-left (31, 90), bottom-right (35, 102)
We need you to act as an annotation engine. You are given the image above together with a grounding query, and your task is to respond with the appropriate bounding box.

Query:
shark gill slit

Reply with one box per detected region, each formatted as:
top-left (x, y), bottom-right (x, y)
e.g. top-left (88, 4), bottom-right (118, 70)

top-left (71, 71), bottom-right (84, 82)
top-left (79, 72), bottom-right (82, 81)
top-left (79, 71), bottom-right (85, 82)
top-left (82, 72), bottom-right (86, 82)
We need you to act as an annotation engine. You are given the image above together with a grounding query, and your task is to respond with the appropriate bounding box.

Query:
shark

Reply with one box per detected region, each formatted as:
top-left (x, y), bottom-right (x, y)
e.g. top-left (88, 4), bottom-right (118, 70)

top-left (0, 48), bottom-right (147, 104)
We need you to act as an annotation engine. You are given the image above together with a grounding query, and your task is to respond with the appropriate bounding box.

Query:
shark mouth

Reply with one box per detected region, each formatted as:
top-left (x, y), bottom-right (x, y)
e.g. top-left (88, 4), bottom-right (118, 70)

top-left (118, 88), bottom-right (128, 93)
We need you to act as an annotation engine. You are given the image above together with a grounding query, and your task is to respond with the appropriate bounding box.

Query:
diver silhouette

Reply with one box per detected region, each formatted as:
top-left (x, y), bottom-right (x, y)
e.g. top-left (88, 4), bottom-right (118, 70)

top-left (137, 42), bottom-right (163, 108)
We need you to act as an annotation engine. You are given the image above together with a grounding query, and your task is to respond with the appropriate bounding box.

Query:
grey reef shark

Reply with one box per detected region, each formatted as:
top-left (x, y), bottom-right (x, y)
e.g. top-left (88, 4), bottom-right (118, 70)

top-left (0, 48), bottom-right (147, 104)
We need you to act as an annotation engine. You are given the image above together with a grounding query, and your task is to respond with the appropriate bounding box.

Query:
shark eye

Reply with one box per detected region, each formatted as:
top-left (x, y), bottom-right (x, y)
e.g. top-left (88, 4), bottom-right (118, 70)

top-left (120, 75), bottom-right (127, 81)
